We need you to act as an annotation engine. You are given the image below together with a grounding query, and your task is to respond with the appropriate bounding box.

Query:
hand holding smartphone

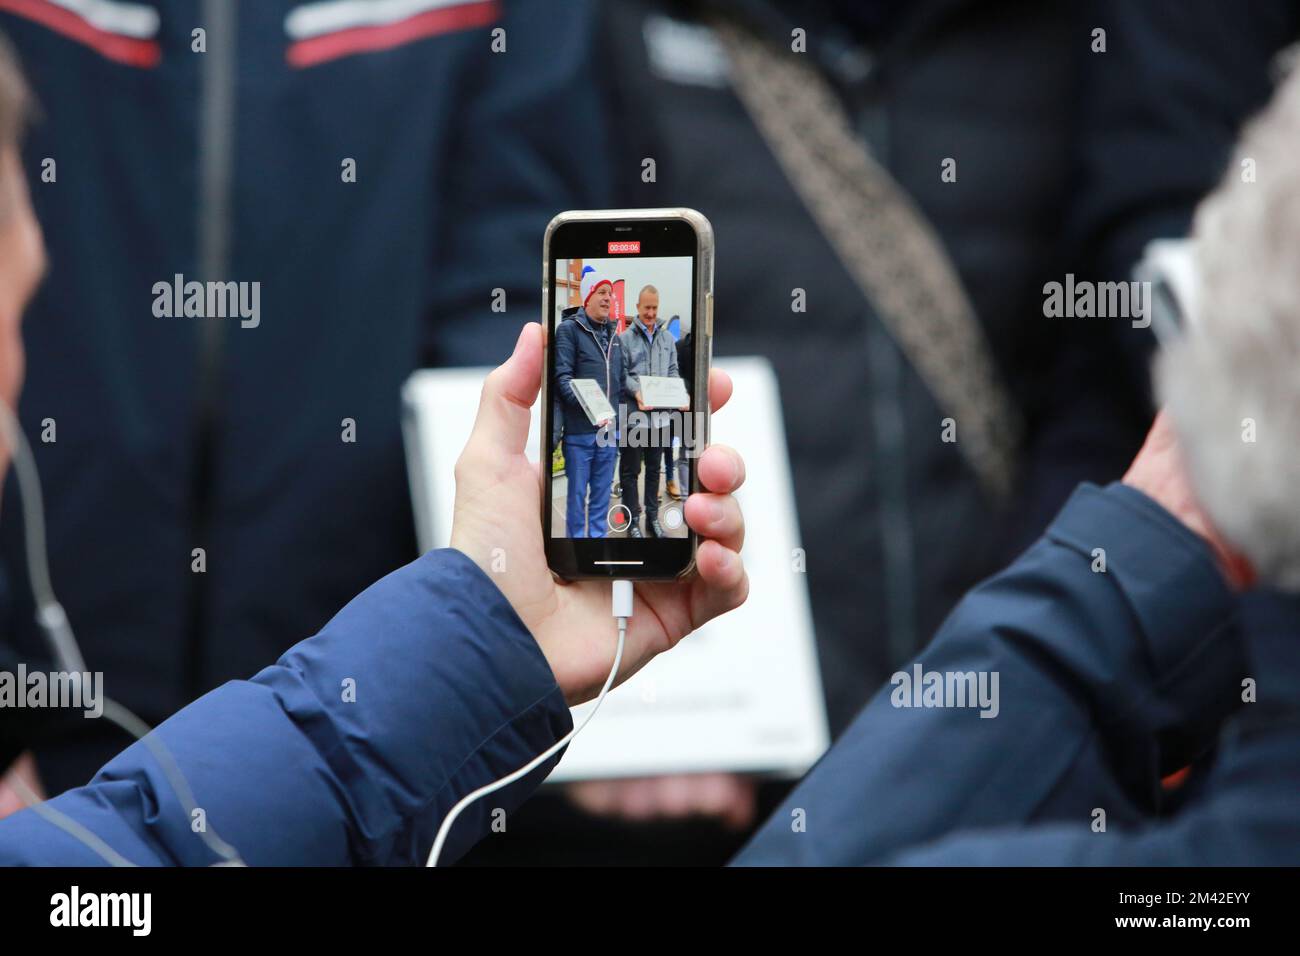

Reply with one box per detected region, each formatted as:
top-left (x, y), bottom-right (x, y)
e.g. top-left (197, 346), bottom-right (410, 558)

top-left (542, 209), bottom-right (715, 580)
top-left (449, 336), bottom-right (744, 705)
top-left (448, 208), bottom-right (742, 703)
top-left (438, 293), bottom-right (742, 859)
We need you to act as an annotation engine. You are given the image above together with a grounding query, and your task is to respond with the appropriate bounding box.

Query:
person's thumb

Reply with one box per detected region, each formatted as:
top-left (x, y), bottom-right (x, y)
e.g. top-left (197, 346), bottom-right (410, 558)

top-left (467, 322), bottom-right (543, 459)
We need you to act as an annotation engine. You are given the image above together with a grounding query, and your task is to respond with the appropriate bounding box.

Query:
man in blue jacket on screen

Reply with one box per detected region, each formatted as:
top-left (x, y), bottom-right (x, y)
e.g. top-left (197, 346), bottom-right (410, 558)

top-left (553, 267), bottom-right (627, 538)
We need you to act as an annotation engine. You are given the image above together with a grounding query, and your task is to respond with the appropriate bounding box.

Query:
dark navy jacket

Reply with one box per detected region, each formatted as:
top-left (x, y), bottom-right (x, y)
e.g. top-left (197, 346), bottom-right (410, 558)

top-left (735, 482), bottom-right (1300, 865)
top-left (553, 309), bottom-right (628, 439)
top-left (0, 0), bottom-right (611, 789)
top-left (0, 549), bottom-right (573, 866)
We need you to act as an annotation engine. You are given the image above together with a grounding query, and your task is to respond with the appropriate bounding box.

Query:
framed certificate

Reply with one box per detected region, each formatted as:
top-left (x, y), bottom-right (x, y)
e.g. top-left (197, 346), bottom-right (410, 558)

top-left (639, 375), bottom-right (690, 409)
top-left (568, 378), bottom-right (616, 425)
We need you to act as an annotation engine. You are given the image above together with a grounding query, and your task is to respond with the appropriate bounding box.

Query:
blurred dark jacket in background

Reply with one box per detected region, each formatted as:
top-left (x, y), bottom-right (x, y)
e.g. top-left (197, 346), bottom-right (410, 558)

top-left (604, 0), bottom-right (1297, 733)
top-left (614, 0), bottom-right (1127, 733)
top-left (0, 0), bottom-right (611, 792)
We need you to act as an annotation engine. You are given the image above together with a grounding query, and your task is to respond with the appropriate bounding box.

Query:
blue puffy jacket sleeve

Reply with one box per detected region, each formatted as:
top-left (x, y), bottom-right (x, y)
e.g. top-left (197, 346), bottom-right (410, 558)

top-left (734, 483), bottom-right (1243, 865)
top-left (0, 549), bottom-right (574, 866)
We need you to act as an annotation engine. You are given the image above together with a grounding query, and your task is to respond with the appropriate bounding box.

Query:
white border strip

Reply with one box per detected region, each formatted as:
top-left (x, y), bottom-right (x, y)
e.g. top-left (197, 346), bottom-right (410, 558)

top-left (44, 0), bottom-right (159, 39)
top-left (285, 0), bottom-right (485, 41)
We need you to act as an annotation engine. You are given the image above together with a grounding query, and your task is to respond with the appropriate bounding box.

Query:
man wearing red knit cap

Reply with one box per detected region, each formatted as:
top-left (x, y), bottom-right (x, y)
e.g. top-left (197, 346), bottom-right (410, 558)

top-left (553, 267), bottom-right (628, 537)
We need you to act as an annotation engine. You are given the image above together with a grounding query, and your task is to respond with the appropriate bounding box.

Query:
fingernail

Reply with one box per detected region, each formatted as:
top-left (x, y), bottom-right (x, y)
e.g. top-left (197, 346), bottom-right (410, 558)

top-left (707, 500), bottom-right (725, 524)
top-left (717, 546), bottom-right (736, 572)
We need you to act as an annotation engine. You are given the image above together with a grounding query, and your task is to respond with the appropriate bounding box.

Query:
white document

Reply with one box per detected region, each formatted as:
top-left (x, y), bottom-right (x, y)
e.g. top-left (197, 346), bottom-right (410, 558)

top-left (402, 357), bottom-right (829, 780)
top-left (638, 374), bottom-right (691, 409)
top-left (568, 378), bottom-right (616, 426)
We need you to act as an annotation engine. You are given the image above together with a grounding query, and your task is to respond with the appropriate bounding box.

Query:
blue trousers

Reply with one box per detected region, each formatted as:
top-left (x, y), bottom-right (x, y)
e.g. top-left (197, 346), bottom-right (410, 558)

top-left (564, 433), bottom-right (618, 537)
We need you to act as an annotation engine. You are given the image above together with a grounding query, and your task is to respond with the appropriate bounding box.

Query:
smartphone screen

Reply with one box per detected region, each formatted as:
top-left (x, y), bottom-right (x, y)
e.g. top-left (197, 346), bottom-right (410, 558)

top-left (543, 214), bottom-right (710, 579)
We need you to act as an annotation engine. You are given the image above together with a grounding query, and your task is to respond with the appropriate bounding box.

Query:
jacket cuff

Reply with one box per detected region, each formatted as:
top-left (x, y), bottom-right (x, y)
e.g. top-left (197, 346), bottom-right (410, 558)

top-left (1046, 482), bottom-right (1242, 759)
top-left (273, 547), bottom-right (574, 864)
top-left (425, 548), bottom-right (567, 712)
top-left (420, 545), bottom-right (574, 755)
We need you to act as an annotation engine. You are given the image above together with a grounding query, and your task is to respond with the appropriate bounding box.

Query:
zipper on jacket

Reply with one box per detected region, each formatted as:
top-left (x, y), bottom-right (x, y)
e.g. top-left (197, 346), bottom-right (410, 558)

top-left (185, 0), bottom-right (238, 699)
top-left (578, 318), bottom-right (616, 406)
top-left (197, 0), bottom-right (237, 409)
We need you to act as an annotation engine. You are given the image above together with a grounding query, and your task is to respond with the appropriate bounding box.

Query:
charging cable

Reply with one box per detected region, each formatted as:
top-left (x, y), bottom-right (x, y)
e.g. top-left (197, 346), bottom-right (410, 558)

top-left (426, 578), bottom-right (634, 867)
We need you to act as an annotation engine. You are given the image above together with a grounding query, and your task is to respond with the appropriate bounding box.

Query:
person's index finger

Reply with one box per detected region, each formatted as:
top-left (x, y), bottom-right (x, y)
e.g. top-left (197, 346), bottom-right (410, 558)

top-left (684, 491), bottom-right (744, 553)
top-left (708, 368), bottom-right (733, 413)
top-left (696, 444), bottom-right (745, 494)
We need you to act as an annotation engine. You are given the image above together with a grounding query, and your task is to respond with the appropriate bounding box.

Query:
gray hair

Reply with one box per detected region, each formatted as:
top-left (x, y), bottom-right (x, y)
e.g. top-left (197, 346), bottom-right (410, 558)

top-left (1157, 69), bottom-right (1300, 591)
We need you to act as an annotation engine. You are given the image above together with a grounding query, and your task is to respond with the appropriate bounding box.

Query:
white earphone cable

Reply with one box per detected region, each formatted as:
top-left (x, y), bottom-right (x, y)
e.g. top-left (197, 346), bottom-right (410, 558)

top-left (426, 578), bottom-right (634, 866)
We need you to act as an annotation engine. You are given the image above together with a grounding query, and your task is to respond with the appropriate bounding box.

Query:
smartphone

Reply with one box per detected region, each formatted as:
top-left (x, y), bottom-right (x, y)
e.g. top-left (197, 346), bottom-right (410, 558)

top-left (541, 208), bottom-right (714, 580)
